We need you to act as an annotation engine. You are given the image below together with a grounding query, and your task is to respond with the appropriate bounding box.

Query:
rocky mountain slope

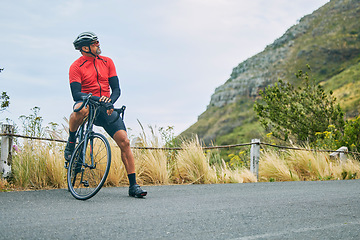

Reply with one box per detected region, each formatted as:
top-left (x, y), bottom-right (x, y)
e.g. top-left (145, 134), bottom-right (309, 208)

top-left (181, 0), bottom-right (360, 145)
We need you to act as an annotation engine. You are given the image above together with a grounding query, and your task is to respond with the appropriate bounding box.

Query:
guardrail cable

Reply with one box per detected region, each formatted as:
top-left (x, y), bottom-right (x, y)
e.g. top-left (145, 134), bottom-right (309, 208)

top-left (1, 132), bottom-right (359, 155)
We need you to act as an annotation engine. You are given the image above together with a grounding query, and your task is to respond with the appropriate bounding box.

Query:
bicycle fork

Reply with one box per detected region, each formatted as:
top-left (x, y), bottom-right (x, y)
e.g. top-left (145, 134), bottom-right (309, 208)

top-left (75, 134), bottom-right (96, 188)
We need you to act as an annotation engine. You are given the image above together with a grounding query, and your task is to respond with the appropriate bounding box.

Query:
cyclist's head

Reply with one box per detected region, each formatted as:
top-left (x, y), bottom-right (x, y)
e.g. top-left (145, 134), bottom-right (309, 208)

top-left (73, 32), bottom-right (101, 56)
top-left (73, 32), bottom-right (98, 50)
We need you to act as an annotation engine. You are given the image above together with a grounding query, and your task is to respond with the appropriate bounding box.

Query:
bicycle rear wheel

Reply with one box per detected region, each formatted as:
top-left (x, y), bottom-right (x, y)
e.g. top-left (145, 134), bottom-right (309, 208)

top-left (67, 133), bottom-right (111, 200)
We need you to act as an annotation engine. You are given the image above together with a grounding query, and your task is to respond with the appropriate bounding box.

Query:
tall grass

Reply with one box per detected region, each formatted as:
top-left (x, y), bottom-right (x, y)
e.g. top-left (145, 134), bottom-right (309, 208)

top-left (259, 146), bottom-right (360, 181)
top-left (216, 160), bottom-right (257, 183)
top-left (4, 132), bottom-right (360, 191)
top-left (172, 136), bottom-right (217, 184)
top-left (5, 132), bottom-right (257, 190)
top-left (129, 125), bottom-right (170, 185)
top-left (134, 148), bottom-right (170, 185)
top-left (11, 140), bottom-right (66, 189)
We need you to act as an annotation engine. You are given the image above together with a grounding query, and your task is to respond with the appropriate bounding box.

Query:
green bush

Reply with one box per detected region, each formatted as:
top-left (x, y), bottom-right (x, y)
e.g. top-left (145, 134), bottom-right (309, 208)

top-left (315, 116), bottom-right (360, 151)
top-left (254, 65), bottom-right (345, 145)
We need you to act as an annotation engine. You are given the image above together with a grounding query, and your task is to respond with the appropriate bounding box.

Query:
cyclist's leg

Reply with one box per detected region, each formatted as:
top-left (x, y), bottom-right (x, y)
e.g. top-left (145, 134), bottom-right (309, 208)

top-left (113, 130), bottom-right (147, 197)
top-left (113, 130), bottom-right (135, 174)
top-left (64, 102), bottom-right (89, 162)
top-left (99, 112), bottom-right (147, 197)
top-left (69, 101), bottom-right (89, 132)
top-left (96, 111), bottom-right (134, 173)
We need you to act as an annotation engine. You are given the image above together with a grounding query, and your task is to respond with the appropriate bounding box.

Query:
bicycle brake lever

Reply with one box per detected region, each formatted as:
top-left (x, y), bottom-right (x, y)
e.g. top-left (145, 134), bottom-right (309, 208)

top-left (108, 106), bottom-right (126, 124)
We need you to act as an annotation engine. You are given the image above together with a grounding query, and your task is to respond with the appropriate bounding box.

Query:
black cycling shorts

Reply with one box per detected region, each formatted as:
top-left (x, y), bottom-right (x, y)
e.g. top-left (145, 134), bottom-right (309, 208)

top-left (73, 102), bottom-right (126, 137)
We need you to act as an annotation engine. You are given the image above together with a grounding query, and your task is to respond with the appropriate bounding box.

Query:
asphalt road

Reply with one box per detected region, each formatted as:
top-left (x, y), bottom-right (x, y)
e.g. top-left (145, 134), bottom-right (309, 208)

top-left (1, 180), bottom-right (360, 240)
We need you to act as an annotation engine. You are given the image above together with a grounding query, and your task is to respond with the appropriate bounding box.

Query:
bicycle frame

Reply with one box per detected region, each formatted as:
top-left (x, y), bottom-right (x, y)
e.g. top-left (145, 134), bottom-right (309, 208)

top-left (75, 99), bottom-right (100, 171)
top-left (71, 94), bottom-right (125, 169)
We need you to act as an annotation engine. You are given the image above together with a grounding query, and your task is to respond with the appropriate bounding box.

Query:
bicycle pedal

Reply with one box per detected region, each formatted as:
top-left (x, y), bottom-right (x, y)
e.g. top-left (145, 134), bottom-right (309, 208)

top-left (83, 181), bottom-right (89, 187)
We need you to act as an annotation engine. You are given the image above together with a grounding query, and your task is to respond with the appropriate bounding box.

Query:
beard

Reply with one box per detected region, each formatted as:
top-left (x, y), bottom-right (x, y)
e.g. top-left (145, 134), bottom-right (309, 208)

top-left (96, 47), bottom-right (102, 55)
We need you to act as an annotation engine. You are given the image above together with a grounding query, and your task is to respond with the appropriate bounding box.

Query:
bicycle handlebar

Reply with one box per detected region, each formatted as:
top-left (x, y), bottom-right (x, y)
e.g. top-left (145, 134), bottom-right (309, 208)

top-left (73, 93), bottom-right (126, 123)
top-left (74, 93), bottom-right (93, 112)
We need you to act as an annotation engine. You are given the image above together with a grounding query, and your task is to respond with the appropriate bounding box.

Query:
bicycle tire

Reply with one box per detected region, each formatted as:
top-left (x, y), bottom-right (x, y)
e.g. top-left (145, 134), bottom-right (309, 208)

top-left (67, 132), bottom-right (111, 200)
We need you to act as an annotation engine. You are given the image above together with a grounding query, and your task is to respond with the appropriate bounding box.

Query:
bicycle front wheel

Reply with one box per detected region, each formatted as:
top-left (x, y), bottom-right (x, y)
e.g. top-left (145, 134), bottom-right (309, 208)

top-left (67, 133), bottom-right (111, 200)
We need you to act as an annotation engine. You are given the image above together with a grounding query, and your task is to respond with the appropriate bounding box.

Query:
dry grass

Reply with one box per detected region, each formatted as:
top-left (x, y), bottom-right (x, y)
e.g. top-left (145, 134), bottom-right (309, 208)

top-left (216, 160), bottom-right (257, 183)
top-left (0, 178), bottom-right (14, 191)
top-left (172, 136), bottom-right (217, 184)
top-left (259, 147), bottom-right (360, 182)
top-left (130, 126), bottom-right (171, 185)
top-left (3, 134), bottom-right (256, 191)
top-left (134, 148), bottom-right (170, 185)
top-left (259, 149), bottom-right (299, 181)
top-left (11, 140), bottom-right (66, 189)
top-left (4, 134), bottom-right (359, 192)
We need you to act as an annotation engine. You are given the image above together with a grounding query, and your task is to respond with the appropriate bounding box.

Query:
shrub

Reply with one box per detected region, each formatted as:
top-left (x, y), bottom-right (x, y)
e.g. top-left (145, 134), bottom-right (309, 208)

top-left (254, 65), bottom-right (345, 145)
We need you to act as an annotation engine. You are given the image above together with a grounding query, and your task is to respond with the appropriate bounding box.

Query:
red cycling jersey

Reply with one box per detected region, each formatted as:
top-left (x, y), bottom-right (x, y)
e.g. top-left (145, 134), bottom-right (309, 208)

top-left (69, 55), bottom-right (117, 98)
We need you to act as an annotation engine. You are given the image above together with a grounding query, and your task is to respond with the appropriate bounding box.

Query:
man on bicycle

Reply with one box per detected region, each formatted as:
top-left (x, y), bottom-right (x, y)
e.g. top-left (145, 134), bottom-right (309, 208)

top-left (64, 32), bottom-right (147, 198)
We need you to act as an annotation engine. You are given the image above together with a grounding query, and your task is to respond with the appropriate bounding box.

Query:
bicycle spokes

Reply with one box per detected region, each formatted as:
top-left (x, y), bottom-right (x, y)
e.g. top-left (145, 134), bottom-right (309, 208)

top-left (67, 133), bottom-right (111, 200)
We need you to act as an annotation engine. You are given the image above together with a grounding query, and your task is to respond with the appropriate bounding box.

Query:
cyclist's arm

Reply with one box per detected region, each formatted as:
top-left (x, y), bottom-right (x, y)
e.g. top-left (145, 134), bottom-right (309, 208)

top-left (70, 82), bottom-right (87, 101)
top-left (109, 76), bottom-right (121, 104)
top-left (70, 82), bottom-right (101, 102)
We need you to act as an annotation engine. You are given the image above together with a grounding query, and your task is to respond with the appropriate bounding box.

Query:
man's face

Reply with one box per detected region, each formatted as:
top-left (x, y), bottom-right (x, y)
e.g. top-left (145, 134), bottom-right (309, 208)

top-left (90, 41), bottom-right (101, 55)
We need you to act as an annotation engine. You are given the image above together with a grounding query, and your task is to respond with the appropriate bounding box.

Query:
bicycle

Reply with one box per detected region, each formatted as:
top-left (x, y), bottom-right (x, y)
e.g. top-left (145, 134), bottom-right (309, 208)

top-left (66, 93), bottom-right (126, 200)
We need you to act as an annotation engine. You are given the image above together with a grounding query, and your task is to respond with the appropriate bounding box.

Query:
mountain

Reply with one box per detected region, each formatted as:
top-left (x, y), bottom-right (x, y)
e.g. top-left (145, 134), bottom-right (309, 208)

top-left (180, 0), bottom-right (360, 145)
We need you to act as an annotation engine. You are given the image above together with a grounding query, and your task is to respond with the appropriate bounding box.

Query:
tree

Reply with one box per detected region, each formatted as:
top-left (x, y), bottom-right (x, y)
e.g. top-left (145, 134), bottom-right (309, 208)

top-left (0, 91), bottom-right (10, 112)
top-left (254, 66), bottom-right (345, 144)
top-left (0, 67), bottom-right (9, 112)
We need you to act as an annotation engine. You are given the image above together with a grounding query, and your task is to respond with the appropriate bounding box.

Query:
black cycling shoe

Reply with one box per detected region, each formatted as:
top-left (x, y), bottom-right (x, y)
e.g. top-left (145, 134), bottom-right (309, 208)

top-left (129, 184), bottom-right (147, 198)
top-left (64, 141), bottom-right (76, 167)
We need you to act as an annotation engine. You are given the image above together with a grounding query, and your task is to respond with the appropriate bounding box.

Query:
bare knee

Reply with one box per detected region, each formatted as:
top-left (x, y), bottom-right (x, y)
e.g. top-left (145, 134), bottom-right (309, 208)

top-left (72, 108), bottom-right (88, 119)
top-left (69, 103), bottom-right (89, 131)
top-left (114, 131), bottom-right (131, 149)
top-left (119, 137), bottom-right (130, 149)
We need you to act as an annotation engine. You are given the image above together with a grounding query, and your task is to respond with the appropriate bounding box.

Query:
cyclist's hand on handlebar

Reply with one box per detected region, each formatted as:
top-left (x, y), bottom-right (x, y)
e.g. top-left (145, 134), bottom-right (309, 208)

top-left (103, 101), bottom-right (114, 110)
top-left (99, 96), bottom-right (111, 103)
top-left (104, 103), bottom-right (114, 115)
top-left (99, 96), bottom-right (114, 115)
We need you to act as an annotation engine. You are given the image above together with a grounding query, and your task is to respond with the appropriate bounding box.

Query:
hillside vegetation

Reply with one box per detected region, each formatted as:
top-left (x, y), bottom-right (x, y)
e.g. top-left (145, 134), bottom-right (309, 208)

top-left (181, 0), bottom-right (360, 146)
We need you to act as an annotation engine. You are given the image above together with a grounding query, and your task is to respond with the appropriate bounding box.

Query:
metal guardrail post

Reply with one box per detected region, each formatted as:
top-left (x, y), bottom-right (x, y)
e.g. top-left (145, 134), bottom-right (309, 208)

top-left (250, 139), bottom-right (260, 180)
top-left (1, 124), bottom-right (14, 178)
top-left (329, 146), bottom-right (348, 163)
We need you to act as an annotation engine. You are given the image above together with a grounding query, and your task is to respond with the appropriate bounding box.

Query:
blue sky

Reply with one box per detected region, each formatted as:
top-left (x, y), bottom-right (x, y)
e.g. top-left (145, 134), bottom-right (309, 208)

top-left (0, 0), bottom-right (329, 137)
